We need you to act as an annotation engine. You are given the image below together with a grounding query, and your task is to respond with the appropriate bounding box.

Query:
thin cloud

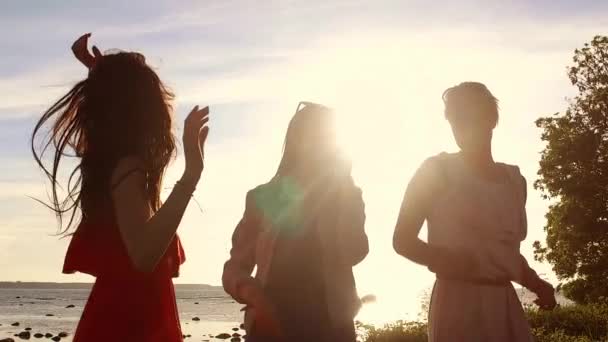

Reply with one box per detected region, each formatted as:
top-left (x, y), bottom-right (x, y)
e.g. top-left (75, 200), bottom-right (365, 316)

top-left (0, 0), bottom-right (603, 292)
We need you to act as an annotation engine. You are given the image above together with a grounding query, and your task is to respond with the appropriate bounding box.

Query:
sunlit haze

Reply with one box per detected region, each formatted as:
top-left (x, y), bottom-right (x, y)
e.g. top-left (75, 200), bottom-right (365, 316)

top-left (1, 0), bottom-right (606, 326)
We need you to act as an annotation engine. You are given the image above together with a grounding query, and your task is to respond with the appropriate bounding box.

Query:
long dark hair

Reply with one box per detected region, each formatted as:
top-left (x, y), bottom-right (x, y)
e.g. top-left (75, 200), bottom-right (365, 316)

top-left (32, 52), bottom-right (176, 234)
top-left (275, 102), bottom-right (339, 177)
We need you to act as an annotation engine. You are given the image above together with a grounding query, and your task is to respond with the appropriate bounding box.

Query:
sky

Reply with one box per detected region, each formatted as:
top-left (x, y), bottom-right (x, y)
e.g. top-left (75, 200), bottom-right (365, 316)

top-left (0, 0), bottom-right (606, 324)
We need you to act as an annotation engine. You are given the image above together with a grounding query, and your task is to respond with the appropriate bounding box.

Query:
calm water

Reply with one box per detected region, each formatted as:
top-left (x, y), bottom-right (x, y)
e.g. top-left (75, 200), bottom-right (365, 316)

top-left (0, 286), bottom-right (243, 341)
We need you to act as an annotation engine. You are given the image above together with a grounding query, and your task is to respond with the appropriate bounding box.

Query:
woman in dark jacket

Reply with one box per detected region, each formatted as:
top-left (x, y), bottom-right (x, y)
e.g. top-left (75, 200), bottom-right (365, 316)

top-left (223, 102), bottom-right (368, 342)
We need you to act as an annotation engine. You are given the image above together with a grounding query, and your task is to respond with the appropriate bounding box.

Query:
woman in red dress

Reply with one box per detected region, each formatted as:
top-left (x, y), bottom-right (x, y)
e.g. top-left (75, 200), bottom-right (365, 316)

top-left (32, 34), bottom-right (210, 342)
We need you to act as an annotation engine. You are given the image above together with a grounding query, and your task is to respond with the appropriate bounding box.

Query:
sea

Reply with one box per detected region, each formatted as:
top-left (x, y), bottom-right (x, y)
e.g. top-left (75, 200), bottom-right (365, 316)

top-left (0, 283), bottom-right (243, 341)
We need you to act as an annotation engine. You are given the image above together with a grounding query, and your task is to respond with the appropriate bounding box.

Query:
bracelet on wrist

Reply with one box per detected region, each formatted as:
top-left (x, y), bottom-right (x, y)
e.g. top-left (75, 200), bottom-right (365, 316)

top-left (175, 179), bottom-right (196, 194)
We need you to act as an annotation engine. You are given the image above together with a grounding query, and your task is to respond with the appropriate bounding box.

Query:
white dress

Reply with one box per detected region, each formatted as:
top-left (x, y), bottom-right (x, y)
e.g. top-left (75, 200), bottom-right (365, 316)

top-left (417, 153), bottom-right (533, 342)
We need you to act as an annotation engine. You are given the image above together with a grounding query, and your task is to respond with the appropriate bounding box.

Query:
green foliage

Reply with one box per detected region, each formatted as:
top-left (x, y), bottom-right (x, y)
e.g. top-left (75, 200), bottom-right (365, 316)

top-left (531, 329), bottom-right (594, 342)
top-left (358, 303), bottom-right (608, 342)
top-left (533, 35), bottom-right (608, 304)
top-left (357, 320), bottom-right (427, 342)
top-left (527, 301), bottom-right (608, 340)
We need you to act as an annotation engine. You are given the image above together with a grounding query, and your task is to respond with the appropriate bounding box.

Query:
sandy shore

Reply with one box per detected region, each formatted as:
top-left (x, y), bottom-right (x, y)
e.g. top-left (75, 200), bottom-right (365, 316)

top-left (0, 285), bottom-right (245, 341)
top-left (0, 320), bottom-right (244, 341)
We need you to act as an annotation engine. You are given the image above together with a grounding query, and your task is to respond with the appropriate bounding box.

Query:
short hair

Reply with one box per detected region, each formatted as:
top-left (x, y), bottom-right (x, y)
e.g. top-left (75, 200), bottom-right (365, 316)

top-left (442, 82), bottom-right (499, 128)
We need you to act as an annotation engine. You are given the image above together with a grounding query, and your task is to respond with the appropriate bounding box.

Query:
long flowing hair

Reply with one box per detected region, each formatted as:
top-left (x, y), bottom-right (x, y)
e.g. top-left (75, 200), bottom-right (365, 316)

top-left (32, 52), bottom-right (176, 234)
top-left (275, 102), bottom-right (339, 177)
top-left (259, 102), bottom-right (343, 234)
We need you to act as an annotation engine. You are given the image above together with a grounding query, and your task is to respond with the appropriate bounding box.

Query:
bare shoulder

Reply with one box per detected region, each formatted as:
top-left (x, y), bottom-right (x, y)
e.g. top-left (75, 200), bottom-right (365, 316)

top-left (111, 156), bottom-right (146, 189)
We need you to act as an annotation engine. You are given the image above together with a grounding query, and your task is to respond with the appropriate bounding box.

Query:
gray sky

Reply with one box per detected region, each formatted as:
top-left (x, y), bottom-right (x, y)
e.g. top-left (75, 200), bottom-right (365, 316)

top-left (0, 0), bottom-right (606, 323)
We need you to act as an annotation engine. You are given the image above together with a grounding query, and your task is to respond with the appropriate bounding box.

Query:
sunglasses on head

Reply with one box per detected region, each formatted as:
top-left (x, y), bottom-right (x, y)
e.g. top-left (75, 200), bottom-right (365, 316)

top-left (295, 101), bottom-right (330, 115)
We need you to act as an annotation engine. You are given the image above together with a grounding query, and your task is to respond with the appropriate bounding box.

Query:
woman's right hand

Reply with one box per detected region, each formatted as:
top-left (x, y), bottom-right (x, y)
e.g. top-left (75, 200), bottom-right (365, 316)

top-left (182, 106), bottom-right (210, 185)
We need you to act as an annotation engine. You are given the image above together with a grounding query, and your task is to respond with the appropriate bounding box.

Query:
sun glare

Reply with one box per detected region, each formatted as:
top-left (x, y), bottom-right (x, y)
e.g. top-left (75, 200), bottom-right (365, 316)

top-left (198, 37), bottom-right (474, 326)
top-left (279, 44), bottom-right (452, 325)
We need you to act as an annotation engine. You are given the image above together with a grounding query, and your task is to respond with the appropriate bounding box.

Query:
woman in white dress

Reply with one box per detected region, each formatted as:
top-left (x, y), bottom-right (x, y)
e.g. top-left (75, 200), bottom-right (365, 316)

top-left (393, 82), bottom-right (557, 341)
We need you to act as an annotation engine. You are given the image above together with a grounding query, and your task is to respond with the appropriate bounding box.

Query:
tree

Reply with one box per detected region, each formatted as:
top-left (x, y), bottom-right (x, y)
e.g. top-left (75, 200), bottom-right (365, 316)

top-left (534, 35), bottom-right (608, 304)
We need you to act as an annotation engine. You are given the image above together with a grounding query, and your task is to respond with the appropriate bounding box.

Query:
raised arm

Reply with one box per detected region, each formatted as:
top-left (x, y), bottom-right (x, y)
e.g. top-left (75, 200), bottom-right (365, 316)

top-left (112, 106), bottom-right (209, 273)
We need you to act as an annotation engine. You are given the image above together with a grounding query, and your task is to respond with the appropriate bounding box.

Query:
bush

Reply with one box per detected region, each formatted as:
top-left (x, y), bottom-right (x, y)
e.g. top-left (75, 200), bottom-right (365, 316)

top-left (531, 328), bottom-right (594, 342)
top-left (357, 320), bottom-right (427, 342)
top-left (527, 302), bottom-right (608, 340)
top-left (358, 303), bottom-right (608, 342)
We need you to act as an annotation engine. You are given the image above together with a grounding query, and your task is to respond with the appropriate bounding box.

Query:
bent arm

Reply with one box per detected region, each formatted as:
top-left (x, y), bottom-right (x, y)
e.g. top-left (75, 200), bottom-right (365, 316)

top-left (393, 158), bottom-right (445, 267)
top-left (393, 200), bottom-right (436, 266)
top-left (112, 158), bottom-right (197, 273)
top-left (336, 183), bottom-right (368, 265)
top-left (516, 254), bottom-right (544, 292)
top-left (393, 190), bottom-right (451, 270)
top-left (222, 191), bottom-right (260, 303)
top-left (512, 174), bottom-right (545, 290)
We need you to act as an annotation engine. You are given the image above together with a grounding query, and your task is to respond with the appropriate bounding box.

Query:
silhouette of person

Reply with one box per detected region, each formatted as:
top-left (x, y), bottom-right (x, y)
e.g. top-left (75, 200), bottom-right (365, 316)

top-left (32, 33), bottom-right (209, 342)
top-left (223, 102), bottom-right (368, 342)
top-left (393, 82), bottom-right (556, 341)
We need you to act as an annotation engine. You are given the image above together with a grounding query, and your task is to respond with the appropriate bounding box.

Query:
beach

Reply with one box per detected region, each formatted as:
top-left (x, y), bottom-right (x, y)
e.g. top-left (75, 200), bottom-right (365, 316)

top-left (0, 284), bottom-right (243, 341)
top-left (0, 282), bottom-right (563, 341)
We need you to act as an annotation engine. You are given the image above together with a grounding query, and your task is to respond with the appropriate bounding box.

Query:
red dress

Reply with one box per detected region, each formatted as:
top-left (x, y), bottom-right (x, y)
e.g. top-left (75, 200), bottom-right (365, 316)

top-left (63, 215), bottom-right (186, 342)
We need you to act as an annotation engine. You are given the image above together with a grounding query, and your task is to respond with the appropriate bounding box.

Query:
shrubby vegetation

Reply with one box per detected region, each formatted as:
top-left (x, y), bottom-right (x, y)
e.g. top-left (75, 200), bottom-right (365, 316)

top-left (358, 301), bottom-right (608, 341)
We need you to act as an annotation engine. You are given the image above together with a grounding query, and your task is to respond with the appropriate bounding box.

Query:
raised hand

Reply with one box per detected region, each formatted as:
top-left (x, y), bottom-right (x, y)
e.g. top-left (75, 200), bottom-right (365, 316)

top-left (182, 106), bottom-right (210, 186)
top-left (71, 33), bottom-right (103, 69)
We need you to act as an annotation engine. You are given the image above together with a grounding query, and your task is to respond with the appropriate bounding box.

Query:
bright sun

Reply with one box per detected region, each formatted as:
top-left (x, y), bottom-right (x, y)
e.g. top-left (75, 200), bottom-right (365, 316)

top-left (278, 40), bottom-right (460, 325)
